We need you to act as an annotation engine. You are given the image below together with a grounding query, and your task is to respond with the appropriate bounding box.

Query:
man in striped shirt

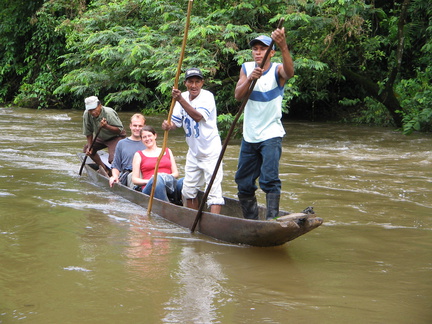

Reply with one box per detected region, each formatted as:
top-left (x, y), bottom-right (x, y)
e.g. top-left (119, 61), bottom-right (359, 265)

top-left (234, 27), bottom-right (294, 220)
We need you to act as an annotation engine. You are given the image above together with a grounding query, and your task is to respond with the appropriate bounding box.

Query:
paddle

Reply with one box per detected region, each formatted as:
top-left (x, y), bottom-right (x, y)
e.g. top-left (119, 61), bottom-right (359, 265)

top-left (79, 124), bottom-right (103, 176)
top-left (190, 18), bottom-right (285, 233)
top-left (147, 0), bottom-right (194, 216)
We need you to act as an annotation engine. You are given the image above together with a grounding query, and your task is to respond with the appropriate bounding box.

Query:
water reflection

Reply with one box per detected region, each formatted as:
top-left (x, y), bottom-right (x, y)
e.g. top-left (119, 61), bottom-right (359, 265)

top-left (125, 214), bottom-right (172, 280)
top-left (163, 247), bottom-right (229, 323)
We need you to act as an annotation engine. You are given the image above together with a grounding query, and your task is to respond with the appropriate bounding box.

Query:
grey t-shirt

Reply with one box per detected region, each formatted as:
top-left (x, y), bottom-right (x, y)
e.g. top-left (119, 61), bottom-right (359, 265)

top-left (111, 137), bottom-right (146, 171)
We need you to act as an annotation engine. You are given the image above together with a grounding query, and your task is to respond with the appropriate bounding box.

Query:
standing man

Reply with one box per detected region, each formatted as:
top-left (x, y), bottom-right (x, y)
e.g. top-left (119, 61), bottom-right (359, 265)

top-left (234, 27), bottom-right (294, 220)
top-left (162, 68), bottom-right (224, 214)
top-left (109, 113), bottom-right (146, 188)
top-left (82, 96), bottom-right (126, 176)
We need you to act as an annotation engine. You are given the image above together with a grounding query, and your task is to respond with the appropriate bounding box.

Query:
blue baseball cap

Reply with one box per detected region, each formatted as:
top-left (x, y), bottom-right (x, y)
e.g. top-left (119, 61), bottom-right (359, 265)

top-left (249, 35), bottom-right (275, 50)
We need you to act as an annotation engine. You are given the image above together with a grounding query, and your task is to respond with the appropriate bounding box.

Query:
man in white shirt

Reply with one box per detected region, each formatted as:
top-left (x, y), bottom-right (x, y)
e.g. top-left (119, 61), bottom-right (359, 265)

top-left (162, 68), bottom-right (224, 214)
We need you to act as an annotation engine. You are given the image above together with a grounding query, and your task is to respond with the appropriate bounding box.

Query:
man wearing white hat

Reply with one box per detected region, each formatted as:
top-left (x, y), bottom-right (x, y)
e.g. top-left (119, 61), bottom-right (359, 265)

top-left (82, 96), bottom-right (126, 175)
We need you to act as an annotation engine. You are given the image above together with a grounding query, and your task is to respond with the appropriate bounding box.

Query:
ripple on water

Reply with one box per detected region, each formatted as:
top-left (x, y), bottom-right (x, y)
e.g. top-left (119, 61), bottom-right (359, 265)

top-left (63, 266), bottom-right (92, 272)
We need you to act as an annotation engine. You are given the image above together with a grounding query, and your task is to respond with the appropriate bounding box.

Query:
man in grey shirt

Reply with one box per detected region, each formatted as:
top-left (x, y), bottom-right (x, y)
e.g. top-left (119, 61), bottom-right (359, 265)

top-left (109, 113), bottom-right (146, 188)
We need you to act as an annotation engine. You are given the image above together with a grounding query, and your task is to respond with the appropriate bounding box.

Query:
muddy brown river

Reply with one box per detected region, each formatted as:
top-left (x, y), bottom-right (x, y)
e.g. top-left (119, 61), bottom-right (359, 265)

top-left (0, 107), bottom-right (431, 323)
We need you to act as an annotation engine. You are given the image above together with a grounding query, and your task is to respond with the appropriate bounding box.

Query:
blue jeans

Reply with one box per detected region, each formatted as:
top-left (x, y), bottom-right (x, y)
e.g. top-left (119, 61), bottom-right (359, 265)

top-left (143, 174), bottom-right (183, 203)
top-left (235, 137), bottom-right (282, 196)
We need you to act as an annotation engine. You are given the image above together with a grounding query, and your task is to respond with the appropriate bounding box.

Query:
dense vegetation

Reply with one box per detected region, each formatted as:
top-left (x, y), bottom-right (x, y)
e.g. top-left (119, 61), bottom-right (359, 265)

top-left (1, 0), bottom-right (431, 134)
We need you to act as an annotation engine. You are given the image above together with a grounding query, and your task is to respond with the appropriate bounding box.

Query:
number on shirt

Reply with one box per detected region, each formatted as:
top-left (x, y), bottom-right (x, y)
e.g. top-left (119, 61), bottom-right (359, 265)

top-left (184, 117), bottom-right (200, 138)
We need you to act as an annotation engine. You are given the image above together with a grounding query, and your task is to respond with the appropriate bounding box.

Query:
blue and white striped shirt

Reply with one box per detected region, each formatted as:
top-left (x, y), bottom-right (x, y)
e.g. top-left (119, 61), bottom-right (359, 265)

top-left (242, 62), bottom-right (286, 143)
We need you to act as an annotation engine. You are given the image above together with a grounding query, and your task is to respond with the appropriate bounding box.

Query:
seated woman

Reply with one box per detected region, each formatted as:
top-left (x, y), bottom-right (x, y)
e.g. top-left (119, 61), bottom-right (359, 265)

top-left (131, 125), bottom-right (182, 204)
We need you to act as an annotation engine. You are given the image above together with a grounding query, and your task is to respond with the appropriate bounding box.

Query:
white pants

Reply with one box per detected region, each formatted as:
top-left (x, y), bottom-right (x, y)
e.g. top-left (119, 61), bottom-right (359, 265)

top-left (182, 152), bottom-right (225, 206)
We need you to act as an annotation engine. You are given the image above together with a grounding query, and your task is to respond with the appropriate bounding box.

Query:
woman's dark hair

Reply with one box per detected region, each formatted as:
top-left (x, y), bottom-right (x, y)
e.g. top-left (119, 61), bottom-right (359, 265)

top-left (140, 125), bottom-right (156, 137)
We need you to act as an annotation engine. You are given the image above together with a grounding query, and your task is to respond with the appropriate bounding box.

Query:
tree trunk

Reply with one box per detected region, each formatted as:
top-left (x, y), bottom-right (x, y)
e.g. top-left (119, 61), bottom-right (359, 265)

top-left (341, 0), bottom-right (411, 128)
top-left (341, 68), bottom-right (403, 127)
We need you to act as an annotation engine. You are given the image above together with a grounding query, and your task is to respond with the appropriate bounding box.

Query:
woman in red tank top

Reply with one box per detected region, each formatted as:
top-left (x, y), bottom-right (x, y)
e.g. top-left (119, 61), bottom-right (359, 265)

top-left (131, 126), bottom-right (182, 203)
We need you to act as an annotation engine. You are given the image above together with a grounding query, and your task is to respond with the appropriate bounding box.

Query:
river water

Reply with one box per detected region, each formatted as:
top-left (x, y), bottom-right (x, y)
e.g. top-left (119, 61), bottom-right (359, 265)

top-left (0, 107), bottom-right (431, 323)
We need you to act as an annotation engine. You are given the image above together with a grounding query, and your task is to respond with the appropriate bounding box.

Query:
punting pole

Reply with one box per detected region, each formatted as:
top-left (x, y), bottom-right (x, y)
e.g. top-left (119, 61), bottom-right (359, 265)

top-left (79, 124), bottom-right (103, 176)
top-left (147, 0), bottom-right (194, 215)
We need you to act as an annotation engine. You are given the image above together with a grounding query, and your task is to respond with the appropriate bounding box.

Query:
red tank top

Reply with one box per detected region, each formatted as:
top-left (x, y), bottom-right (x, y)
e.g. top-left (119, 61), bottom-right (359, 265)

top-left (138, 148), bottom-right (172, 179)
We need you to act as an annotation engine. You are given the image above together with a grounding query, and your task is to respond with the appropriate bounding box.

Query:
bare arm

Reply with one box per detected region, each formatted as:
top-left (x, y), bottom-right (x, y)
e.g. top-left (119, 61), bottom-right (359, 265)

top-left (172, 88), bottom-right (203, 122)
top-left (271, 27), bottom-right (294, 85)
top-left (109, 168), bottom-right (120, 187)
top-left (234, 67), bottom-right (263, 101)
top-left (131, 152), bottom-right (149, 186)
top-left (100, 118), bottom-right (122, 135)
top-left (85, 134), bottom-right (94, 153)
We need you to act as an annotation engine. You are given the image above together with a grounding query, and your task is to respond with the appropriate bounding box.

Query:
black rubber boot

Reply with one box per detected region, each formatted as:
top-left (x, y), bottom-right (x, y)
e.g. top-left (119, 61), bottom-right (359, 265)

top-left (266, 193), bottom-right (280, 220)
top-left (238, 195), bottom-right (259, 220)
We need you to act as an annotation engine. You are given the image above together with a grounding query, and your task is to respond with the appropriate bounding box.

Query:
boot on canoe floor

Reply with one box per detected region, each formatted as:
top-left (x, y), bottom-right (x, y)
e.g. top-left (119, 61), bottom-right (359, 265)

top-left (266, 193), bottom-right (280, 220)
top-left (238, 194), bottom-right (259, 220)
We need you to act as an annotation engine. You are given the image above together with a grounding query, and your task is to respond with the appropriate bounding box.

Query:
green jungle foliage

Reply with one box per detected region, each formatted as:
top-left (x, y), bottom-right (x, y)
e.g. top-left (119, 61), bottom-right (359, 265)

top-left (0, 0), bottom-right (431, 134)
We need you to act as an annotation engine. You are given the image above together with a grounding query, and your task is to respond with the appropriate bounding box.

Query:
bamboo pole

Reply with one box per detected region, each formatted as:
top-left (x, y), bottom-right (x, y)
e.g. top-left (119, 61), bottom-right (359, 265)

top-left (147, 0), bottom-right (193, 215)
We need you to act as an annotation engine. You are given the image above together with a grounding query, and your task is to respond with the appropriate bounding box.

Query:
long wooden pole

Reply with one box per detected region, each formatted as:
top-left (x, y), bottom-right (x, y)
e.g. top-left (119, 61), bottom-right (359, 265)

top-left (147, 0), bottom-right (194, 216)
top-left (191, 18), bottom-right (285, 232)
top-left (79, 125), bottom-right (103, 176)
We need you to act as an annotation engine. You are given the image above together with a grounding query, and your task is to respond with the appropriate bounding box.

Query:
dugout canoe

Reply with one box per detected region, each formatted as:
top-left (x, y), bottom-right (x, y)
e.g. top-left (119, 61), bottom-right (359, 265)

top-left (78, 153), bottom-right (323, 247)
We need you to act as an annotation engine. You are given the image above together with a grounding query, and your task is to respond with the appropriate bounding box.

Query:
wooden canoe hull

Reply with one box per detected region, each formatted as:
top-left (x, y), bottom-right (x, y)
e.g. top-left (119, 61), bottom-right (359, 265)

top-left (79, 153), bottom-right (323, 247)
